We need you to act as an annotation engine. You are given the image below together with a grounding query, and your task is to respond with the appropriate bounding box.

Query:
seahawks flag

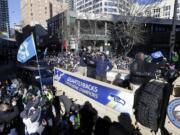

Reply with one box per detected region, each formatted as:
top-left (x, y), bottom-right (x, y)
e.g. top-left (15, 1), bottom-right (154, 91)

top-left (151, 51), bottom-right (164, 59)
top-left (17, 34), bottom-right (37, 63)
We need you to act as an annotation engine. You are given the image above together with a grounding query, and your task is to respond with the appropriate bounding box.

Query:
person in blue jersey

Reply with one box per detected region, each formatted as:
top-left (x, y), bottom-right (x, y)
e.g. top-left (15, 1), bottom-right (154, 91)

top-left (93, 53), bottom-right (113, 82)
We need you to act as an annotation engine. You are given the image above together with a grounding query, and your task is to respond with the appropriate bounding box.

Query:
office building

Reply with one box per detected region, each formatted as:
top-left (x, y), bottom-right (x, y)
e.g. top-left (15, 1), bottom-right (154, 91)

top-left (0, 0), bottom-right (10, 36)
top-left (47, 10), bottom-right (180, 52)
top-left (75, 0), bottom-right (130, 15)
top-left (21, 0), bottom-right (68, 28)
top-left (57, 0), bottom-right (74, 10)
top-left (141, 0), bottom-right (180, 20)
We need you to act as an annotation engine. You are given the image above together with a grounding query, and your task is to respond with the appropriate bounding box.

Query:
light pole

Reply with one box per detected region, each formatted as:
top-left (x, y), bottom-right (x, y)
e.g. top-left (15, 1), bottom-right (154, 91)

top-left (169, 0), bottom-right (178, 60)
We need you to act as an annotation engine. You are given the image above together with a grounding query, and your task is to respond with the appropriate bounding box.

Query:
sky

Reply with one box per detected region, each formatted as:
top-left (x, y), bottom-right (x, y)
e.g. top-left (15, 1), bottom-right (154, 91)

top-left (8, 0), bottom-right (21, 28)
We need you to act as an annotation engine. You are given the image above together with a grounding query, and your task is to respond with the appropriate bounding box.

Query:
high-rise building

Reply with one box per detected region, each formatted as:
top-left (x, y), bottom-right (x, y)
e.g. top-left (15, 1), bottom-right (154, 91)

top-left (21, 0), bottom-right (68, 28)
top-left (0, 0), bottom-right (10, 35)
top-left (68, 0), bottom-right (75, 10)
top-left (140, 0), bottom-right (180, 20)
top-left (56, 0), bottom-right (74, 10)
top-left (74, 0), bottom-right (130, 15)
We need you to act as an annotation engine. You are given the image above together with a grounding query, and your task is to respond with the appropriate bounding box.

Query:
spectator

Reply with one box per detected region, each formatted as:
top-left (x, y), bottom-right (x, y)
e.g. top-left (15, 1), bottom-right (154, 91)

top-left (77, 47), bottom-right (87, 76)
top-left (79, 102), bottom-right (97, 135)
top-left (94, 116), bottom-right (111, 135)
top-left (130, 52), bottom-right (155, 90)
top-left (171, 51), bottom-right (179, 69)
top-left (94, 53), bottom-right (113, 82)
top-left (22, 109), bottom-right (47, 135)
top-left (0, 99), bottom-right (19, 135)
top-left (86, 50), bottom-right (96, 78)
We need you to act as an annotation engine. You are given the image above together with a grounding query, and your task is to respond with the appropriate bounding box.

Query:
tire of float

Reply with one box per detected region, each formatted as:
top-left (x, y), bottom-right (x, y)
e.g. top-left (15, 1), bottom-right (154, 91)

top-left (59, 95), bottom-right (72, 115)
top-left (134, 80), bottom-right (171, 131)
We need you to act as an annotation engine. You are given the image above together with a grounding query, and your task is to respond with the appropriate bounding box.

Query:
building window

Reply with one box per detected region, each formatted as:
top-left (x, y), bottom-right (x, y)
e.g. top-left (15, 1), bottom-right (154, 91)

top-left (176, 15), bottom-right (180, 19)
top-left (177, 9), bottom-right (180, 13)
top-left (163, 6), bottom-right (171, 11)
top-left (49, 3), bottom-right (53, 18)
top-left (104, 8), bottom-right (117, 13)
top-left (104, 2), bottom-right (117, 7)
top-left (85, 2), bottom-right (92, 7)
top-left (93, 0), bottom-right (101, 4)
top-left (145, 10), bottom-right (151, 16)
top-left (154, 8), bottom-right (160, 13)
top-left (153, 8), bottom-right (160, 18)
top-left (93, 2), bottom-right (102, 9)
top-left (153, 14), bottom-right (160, 18)
top-left (177, 3), bottom-right (180, 8)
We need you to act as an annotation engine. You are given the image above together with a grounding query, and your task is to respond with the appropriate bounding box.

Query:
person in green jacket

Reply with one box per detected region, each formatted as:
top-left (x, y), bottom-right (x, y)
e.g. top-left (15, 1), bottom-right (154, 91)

top-left (172, 51), bottom-right (179, 69)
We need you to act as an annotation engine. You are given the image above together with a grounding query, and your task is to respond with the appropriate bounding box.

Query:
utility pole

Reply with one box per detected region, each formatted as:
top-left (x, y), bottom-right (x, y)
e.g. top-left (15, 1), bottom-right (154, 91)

top-left (170, 0), bottom-right (178, 60)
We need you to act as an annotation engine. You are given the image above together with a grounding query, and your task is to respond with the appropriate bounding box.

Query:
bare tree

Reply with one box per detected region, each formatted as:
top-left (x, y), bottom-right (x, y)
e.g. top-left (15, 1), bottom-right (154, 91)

top-left (79, 13), bottom-right (105, 49)
top-left (111, 0), bottom-right (162, 56)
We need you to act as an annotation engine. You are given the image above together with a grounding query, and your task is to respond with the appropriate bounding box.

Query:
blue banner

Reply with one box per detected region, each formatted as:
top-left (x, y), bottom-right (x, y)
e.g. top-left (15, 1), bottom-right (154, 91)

top-left (54, 68), bottom-right (134, 114)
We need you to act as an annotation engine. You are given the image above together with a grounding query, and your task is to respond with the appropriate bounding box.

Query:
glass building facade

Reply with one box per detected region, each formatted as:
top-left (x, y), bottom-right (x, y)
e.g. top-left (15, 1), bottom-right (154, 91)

top-left (0, 0), bottom-right (10, 35)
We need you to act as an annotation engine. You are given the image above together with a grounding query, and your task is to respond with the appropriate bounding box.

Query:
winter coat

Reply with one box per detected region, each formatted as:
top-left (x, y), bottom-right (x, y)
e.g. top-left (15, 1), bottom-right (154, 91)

top-left (79, 51), bottom-right (87, 67)
top-left (95, 58), bottom-right (113, 77)
top-left (130, 60), bottom-right (155, 85)
top-left (0, 106), bottom-right (19, 123)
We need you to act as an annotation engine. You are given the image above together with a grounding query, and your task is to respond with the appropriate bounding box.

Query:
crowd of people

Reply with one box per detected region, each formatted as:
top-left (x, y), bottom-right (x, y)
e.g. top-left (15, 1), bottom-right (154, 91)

top-left (0, 78), bottom-right (144, 135)
top-left (0, 79), bottom-right (58, 135)
top-left (44, 52), bottom-right (80, 72)
top-left (44, 47), bottom-right (132, 82)
top-left (129, 51), bottom-right (180, 91)
top-left (44, 47), bottom-right (180, 88)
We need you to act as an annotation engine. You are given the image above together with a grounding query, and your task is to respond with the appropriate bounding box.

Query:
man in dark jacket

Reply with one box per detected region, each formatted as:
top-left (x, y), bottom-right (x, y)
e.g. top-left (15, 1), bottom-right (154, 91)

top-left (78, 47), bottom-right (87, 76)
top-left (130, 52), bottom-right (154, 90)
top-left (94, 53), bottom-right (113, 82)
top-left (86, 51), bottom-right (96, 78)
top-left (79, 102), bottom-right (97, 135)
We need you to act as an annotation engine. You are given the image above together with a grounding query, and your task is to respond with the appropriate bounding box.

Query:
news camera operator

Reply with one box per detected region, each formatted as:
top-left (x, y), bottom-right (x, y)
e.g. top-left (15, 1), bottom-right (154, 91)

top-left (130, 52), bottom-right (155, 90)
top-left (0, 97), bottom-right (19, 135)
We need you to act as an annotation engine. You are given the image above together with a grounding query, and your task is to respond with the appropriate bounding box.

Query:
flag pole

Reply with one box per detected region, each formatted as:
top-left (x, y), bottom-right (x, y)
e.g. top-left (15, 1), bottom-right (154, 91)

top-left (32, 33), bottom-right (43, 91)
